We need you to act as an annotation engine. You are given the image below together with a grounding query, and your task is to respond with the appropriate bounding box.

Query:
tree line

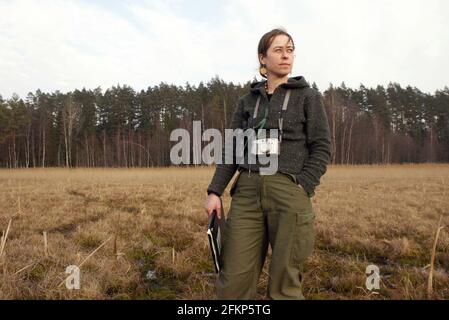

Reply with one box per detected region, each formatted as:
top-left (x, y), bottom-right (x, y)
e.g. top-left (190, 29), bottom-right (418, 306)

top-left (0, 76), bottom-right (448, 168)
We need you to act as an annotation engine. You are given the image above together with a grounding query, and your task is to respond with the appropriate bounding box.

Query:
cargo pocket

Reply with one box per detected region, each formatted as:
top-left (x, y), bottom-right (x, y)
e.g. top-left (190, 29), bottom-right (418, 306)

top-left (290, 213), bottom-right (315, 266)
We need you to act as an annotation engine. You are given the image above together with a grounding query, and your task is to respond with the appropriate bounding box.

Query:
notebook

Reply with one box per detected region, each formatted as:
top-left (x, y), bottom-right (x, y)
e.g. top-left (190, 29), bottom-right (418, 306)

top-left (207, 199), bottom-right (224, 273)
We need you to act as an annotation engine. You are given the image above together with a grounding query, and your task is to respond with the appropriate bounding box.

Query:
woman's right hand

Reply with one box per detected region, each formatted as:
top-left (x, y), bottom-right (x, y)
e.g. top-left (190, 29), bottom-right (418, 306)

top-left (204, 193), bottom-right (222, 219)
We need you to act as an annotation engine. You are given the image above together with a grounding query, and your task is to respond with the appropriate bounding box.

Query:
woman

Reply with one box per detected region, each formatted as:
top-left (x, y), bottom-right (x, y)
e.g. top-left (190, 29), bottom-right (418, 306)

top-left (204, 28), bottom-right (331, 300)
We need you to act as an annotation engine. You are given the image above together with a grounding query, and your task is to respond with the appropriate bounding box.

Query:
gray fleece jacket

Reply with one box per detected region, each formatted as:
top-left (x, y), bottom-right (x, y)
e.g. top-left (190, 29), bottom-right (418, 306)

top-left (207, 76), bottom-right (331, 197)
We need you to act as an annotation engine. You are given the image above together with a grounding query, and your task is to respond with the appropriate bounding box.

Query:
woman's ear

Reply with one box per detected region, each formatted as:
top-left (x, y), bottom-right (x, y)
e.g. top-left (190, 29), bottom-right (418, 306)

top-left (258, 53), bottom-right (265, 65)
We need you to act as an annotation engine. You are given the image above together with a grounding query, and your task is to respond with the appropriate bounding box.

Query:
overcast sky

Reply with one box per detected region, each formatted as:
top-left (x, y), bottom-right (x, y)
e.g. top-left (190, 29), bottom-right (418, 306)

top-left (1, 0), bottom-right (448, 99)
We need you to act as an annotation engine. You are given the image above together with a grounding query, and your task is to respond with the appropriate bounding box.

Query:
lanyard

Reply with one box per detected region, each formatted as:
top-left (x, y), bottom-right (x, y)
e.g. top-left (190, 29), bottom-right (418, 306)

top-left (251, 89), bottom-right (291, 143)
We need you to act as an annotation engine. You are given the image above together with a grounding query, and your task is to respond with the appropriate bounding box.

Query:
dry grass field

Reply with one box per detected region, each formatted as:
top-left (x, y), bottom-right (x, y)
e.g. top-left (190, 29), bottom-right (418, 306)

top-left (0, 164), bottom-right (448, 300)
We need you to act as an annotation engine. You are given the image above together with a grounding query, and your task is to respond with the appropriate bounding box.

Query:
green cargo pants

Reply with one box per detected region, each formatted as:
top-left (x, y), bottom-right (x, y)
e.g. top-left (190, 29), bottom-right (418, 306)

top-left (216, 170), bottom-right (315, 300)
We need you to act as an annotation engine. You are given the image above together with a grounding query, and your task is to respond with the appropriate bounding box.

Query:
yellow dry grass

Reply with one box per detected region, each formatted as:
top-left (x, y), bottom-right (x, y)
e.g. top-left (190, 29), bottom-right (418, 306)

top-left (0, 164), bottom-right (448, 299)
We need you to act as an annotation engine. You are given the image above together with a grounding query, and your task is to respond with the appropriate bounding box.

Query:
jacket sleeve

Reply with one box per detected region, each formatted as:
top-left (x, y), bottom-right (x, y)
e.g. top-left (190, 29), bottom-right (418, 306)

top-left (206, 98), bottom-right (245, 196)
top-left (295, 89), bottom-right (331, 197)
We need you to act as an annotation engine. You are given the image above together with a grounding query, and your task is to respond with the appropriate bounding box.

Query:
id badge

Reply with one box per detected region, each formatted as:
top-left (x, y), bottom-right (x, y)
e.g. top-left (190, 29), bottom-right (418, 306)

top-left (250, 138), bottom-right (280, 155)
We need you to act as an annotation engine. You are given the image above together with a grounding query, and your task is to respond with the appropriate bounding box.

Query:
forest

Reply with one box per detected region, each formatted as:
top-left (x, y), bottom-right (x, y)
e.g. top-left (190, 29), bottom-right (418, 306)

top-left (0, 76), bottom-right (448, 168)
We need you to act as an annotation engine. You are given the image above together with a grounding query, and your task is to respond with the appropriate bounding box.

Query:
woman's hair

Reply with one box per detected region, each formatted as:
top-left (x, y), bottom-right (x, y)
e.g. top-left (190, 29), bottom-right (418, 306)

top-left (257, 28), bottom-right (295, 78)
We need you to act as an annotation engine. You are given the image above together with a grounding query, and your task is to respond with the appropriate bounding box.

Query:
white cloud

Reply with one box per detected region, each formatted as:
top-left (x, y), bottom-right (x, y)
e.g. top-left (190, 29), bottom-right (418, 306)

top-left (0, 0), bottom-right (447, 99)
top-left (292, 0), bottom-right (449, 92)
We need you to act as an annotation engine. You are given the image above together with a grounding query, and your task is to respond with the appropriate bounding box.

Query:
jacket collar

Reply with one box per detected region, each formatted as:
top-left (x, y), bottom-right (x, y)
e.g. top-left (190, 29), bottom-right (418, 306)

top-left (250, 76), bottom-right (310, 95)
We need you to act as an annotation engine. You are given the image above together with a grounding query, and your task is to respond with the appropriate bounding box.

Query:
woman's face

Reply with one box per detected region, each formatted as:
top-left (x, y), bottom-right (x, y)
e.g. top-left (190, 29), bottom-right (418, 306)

top-left (260, 34), bottom-right (295, 78)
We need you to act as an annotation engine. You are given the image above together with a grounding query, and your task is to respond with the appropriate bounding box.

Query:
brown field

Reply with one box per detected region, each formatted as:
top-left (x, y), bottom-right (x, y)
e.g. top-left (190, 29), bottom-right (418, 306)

top-left (0, 164), bottom-right (448, 300)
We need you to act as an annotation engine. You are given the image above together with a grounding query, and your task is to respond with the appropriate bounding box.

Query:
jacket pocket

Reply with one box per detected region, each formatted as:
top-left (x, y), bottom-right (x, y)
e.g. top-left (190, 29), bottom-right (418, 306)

top-left (290, 212), bottom-right (315, 266)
